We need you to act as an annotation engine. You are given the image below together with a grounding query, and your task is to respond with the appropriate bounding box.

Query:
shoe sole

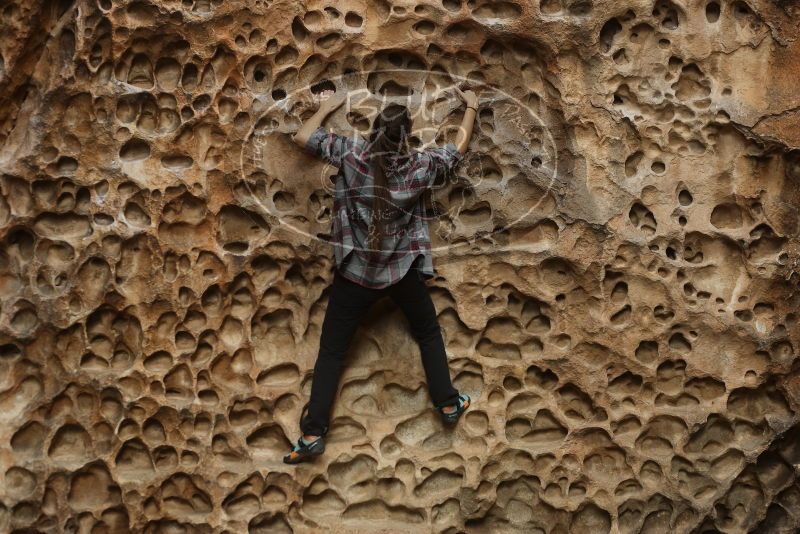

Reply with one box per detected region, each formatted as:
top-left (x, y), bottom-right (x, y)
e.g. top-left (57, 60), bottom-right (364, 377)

top-left (283, 439), bottom-right (325, 464)
top-left (440, 397), bottom-right (470, 425)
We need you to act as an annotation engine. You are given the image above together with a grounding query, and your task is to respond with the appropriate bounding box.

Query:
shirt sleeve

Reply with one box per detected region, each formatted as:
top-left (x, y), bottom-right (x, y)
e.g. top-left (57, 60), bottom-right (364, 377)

top-left (304, 127), bottom-right (354, 168)
top-left (422, 142), bottom-right (463, 183)
top-left (390, 143), bottom-right (463, 207)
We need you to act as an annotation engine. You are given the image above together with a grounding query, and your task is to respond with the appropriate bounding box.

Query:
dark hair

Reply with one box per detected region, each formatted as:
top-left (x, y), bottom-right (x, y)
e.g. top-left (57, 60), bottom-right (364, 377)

top-left (365, 104), bottom-right (412, 255)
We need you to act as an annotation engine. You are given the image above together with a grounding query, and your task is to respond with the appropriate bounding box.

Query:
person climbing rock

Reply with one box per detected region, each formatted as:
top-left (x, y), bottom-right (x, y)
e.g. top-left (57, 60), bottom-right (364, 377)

top-left (283, 84), bottom-right (478, 464)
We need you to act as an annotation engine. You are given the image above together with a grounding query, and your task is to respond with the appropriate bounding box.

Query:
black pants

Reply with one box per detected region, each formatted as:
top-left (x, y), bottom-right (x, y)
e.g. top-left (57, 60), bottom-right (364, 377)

top-left (299, 266), bottom-right (461, 437)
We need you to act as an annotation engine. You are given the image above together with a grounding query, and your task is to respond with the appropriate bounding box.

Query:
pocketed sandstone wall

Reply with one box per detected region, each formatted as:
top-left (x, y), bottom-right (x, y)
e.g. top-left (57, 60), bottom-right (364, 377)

top-left (1, 0), bottom-right (799, 532)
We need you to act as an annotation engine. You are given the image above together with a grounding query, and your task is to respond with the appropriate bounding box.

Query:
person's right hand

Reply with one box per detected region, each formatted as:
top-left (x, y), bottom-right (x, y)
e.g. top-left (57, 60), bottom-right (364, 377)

top-left (317, 88), bottom-right (347, 113)
top-left (454, 86), bottom-right (478, 109)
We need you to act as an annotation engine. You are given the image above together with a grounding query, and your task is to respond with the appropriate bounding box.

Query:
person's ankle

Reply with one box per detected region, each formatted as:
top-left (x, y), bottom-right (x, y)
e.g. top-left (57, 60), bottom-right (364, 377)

top-left (441, 405), bottom-right (456, 413)
top-left (303, 434), bottom-right (320, 442)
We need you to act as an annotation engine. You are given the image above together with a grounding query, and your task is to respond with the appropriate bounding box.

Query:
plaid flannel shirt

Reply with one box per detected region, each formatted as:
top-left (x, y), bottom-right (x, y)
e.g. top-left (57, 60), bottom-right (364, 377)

top-left (305, 126), bottom-right (463, 289)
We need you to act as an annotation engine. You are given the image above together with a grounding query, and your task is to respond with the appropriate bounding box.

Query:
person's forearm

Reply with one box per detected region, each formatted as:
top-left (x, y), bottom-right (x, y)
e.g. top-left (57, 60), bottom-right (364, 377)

top-left (454, 107), bottom-right (477, 154)
top-left (293, 106), bottom-right (332, 147)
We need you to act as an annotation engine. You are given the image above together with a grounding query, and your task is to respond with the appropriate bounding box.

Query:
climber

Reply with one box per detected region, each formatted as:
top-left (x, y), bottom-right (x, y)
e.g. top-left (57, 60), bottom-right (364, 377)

top-left (282, 85), bottom-right (479, 464)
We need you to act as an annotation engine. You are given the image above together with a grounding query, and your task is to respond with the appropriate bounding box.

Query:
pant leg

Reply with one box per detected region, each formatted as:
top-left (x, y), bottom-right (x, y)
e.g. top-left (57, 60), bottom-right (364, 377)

top-left (300, 269), bottom-right (381, 436)
top-left (387, 267), bottom-right (460, 409)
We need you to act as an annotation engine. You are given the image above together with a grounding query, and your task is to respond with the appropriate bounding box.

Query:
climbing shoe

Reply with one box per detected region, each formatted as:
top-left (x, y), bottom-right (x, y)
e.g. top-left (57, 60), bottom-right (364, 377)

top-left (438, 394), bottom-right (471, 425)
top-left (283, 435), bottom-right (325, 464)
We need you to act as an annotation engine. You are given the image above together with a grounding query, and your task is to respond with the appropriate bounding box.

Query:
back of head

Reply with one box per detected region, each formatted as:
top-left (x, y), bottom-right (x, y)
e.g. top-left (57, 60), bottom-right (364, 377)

top-left (368, 104), bottom-right (411, 154)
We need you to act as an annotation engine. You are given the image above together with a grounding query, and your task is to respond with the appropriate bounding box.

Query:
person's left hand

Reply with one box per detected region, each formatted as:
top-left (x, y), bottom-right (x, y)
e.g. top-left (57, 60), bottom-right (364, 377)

top-left (454, 86), bottom-right (478, 109)
top-left (317, 88), bottom-right (347, 113)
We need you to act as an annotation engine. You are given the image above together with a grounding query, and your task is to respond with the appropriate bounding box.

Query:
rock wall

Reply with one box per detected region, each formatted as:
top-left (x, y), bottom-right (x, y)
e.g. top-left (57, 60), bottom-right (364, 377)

top-left (1, 0), bottom-right (800, 532)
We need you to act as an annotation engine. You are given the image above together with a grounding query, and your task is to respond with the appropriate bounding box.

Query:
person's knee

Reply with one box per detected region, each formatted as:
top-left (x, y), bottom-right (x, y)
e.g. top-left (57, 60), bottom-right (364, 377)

top-left (318, 341), bottom-right (349, 359)
top-left (318, 322), bottom-right (355, 357)
top-left (412, 321), bottom-right (442, 344)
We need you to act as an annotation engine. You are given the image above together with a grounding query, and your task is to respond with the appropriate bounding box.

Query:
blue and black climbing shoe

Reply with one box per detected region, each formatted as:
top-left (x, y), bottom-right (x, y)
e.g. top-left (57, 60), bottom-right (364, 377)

top-left (438, 394), bottom-right (471, 425)
top-left (283, 435), bottom-right (325, 464)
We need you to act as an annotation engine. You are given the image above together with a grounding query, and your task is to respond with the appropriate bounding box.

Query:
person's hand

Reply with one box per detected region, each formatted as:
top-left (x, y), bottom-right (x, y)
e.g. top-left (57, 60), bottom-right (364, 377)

top-left (454, 86), bottom-right (478, 109)
top-left (317, 88), bottom-right (347, 113)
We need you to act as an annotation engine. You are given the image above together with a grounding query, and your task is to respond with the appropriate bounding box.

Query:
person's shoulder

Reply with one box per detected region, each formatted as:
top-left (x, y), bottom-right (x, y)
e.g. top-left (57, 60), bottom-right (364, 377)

top-left (407, 148), bottom-right (430, 168)
top-left (412, 146), bottom-right (433, 158)
top-left (347, 135), bottom-right (368, 154)
top-left (415, 144), bottom-right (444, 163)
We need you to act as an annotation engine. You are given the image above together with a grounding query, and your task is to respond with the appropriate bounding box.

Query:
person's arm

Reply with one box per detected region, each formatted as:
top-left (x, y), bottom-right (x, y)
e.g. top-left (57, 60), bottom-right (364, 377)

top-left (417, 87), bottom-right (478, 183)
top-left (293, 89), bottom-right (355, 168)
top-left (453, 86), bottom-right (478, 154)
top-left (292, 89), bottom-right (346, 148)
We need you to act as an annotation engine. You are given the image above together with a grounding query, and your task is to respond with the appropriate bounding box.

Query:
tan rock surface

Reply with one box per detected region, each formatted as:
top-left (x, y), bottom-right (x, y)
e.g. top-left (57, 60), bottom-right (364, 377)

top-left (1, 0), bottom-right (799, 532)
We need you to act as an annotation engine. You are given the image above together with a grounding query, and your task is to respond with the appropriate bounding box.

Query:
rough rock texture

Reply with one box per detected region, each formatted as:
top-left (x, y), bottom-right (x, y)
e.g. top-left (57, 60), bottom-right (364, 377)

top-left (1, 0), bottom-right (800, 532)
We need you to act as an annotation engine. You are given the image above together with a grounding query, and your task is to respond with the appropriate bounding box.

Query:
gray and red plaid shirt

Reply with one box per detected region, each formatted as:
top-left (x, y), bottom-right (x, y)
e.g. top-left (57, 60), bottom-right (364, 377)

top-left (305, 126), bottom-right (463, 289)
